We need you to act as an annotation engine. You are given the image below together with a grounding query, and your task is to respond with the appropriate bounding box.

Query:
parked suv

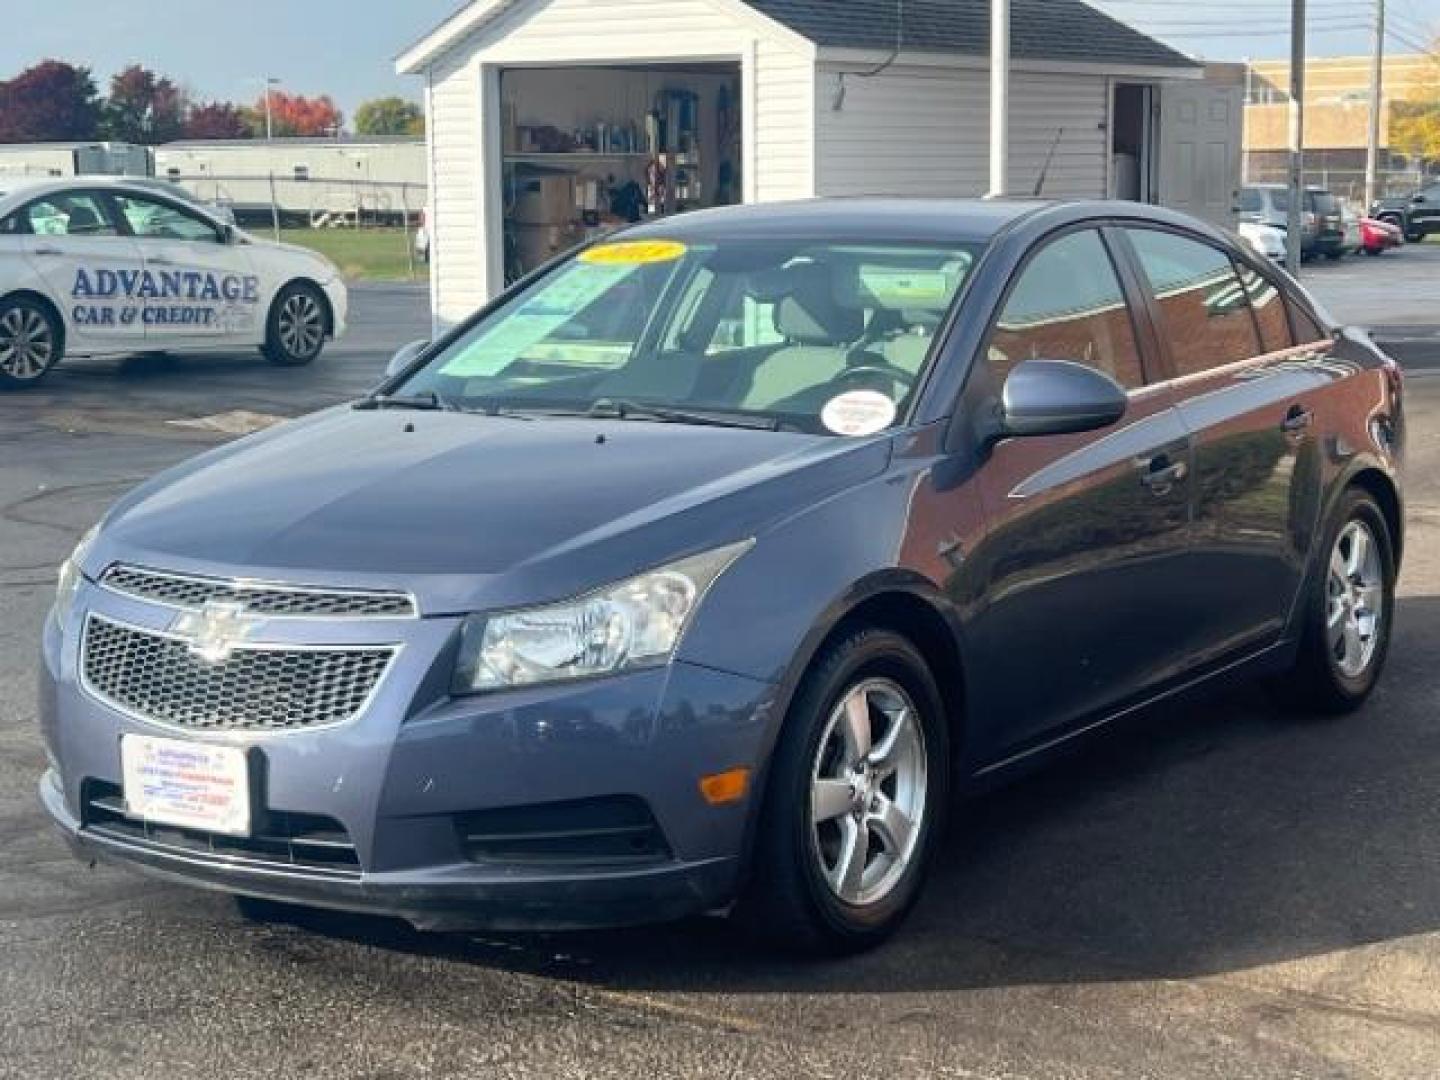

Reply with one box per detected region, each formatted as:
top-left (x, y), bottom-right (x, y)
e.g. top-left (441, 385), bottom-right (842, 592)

top-left (1372, 181), bottom-right (1440, 242)
top-left (1239, 184), bottom-right (1346, 259)
top-left (40, 199), bottom-right (1405, 953)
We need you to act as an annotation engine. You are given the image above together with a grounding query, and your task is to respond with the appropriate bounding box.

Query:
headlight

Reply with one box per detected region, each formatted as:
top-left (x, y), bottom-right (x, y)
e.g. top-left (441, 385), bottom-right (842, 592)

top-left (453, 540), bottom-right (753, 694)
top-left (55, 524), bottom-right (99, 632)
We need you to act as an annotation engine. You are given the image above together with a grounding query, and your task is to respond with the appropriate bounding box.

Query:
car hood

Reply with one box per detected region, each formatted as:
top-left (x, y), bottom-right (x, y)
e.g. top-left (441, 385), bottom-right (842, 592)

top-left (89, 408), bottom-right (892, 615)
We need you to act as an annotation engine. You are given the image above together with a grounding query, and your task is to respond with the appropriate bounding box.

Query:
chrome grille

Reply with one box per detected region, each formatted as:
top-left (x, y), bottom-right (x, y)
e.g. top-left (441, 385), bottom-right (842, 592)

top-left (100, 565), bottom-right (417, 618)
top-left (82, 615), bottom-right (394, 732)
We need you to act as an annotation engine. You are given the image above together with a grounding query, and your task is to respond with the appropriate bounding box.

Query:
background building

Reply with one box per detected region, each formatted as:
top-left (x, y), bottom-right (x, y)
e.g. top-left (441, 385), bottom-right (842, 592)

top-left (1244, 53), bottom-right (1440, 200)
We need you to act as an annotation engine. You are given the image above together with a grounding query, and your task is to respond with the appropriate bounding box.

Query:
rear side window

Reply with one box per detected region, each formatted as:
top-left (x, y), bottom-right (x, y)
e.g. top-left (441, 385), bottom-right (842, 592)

top-left (21, 192), bottom-right (118, 238)
top-left (1126, 229), bottom-right (1262, 377)
top-left (1289, 303), bottom-right (1329, 345)
top-left (988, 229), bottom-right (1145, 390)
top-left (1236, 264), bottom-right (1293, 353)
top-left (1239, 188), bottom-right (1263, 213)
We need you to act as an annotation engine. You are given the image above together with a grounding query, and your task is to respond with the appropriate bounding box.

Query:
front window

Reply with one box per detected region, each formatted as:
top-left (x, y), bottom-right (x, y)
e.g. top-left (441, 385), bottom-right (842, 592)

top-left (112, 193), bottom-right (220, 243)
top-left (397, 237), bottom-right (980, 434)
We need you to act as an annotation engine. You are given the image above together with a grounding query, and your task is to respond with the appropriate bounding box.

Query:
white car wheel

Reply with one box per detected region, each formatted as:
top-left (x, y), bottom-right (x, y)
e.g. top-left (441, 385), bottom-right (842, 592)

top-left (0, 297), bottom-right (62, 390)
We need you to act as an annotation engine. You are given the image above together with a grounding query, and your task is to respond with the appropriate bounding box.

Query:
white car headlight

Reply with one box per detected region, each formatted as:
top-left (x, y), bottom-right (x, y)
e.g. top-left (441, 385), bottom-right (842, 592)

top-left (55, 524), bottom-right (99, 632)
top-left (453, 541), bottom-right (753, 694)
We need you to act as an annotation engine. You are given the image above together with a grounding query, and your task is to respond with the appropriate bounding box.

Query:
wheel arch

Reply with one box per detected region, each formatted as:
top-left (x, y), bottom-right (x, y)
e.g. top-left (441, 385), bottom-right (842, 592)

top-left (270, 277), bottom-right (334, 338)
top-left (763, 573), bottom-right (970, 778)
top-left (1346, 466), bottom-right (1404, 569)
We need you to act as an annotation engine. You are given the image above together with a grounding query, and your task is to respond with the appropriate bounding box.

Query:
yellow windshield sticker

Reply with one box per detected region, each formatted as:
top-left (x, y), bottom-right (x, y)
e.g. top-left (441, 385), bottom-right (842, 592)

top-left (579, 240), bottom-right (688, 266)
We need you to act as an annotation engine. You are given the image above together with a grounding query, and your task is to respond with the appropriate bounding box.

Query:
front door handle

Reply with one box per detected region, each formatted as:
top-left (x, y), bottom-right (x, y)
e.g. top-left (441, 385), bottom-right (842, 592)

top-left (1281, 404), bottom-right (1314, 435)
top-left (1138, 453), bottom-right (1189, 495)
top-left (32, 246), bottom-right (62, 257)
top-left (147, 256), bottom-right (175, 266)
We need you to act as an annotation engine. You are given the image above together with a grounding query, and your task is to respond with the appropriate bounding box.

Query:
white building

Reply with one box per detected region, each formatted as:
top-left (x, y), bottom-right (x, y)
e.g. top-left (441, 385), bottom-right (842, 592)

top-left (0, 142), bottom-right (152, 180)
top-left (398, 0), bottom-right (1240, 327)
top-left (154, 137), bottom-right (427, 225)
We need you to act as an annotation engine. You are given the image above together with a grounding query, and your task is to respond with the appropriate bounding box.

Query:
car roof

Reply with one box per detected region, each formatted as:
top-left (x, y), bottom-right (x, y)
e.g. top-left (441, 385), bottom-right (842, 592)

top-left (0, 175), bottom-right (227, 221)
top-left (620, 197), bottom-right (1231, 246)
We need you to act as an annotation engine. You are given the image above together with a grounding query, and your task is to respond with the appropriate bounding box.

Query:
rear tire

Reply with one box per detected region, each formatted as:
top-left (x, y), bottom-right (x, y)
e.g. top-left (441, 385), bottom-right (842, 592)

top-left (262, 282), bottom-right (328, 367)
top-left (737, 627), bottom-right (948, 955)
top-left (1274, 489), bottom-right (1395, 715)
top-left (0, 295), bottom-right (63, 390)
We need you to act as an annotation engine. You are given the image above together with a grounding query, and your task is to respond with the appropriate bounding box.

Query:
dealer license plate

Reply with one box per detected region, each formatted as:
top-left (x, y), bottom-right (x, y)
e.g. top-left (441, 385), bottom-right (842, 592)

top-left (120, 734), bottom-right (251, 837)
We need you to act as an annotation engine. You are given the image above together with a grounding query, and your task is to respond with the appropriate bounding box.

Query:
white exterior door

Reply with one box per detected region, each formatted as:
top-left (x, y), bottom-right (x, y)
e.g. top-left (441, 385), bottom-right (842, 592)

top-left (1158, 80), bottom-right (1242, 231)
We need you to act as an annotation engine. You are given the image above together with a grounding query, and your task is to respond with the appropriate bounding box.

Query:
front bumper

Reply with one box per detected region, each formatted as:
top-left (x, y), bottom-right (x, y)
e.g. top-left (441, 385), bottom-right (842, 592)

top-left (38, 583), bottom-right (776, 931)
top-left (322, 277), bottom-right (349, 340)
top-left (40, 770), bottom-right (735, 930)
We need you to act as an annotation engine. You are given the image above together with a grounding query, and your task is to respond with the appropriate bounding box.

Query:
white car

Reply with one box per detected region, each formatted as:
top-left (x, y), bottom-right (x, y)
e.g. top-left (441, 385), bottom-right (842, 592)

top-left (0, 177), bottom-right (347, 389)
top-left (1238, 219), bottom-right (1288, 262)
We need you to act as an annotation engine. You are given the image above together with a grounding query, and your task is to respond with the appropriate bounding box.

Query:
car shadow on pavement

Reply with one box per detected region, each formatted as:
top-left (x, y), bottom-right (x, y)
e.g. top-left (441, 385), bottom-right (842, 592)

top-left (263, 595), bottom-right (1440, 994)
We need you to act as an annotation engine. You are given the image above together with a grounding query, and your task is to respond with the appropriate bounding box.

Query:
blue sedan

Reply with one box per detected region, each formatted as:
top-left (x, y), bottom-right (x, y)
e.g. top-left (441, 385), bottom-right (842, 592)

top-left (39, 198), bottom-right (1404, 953)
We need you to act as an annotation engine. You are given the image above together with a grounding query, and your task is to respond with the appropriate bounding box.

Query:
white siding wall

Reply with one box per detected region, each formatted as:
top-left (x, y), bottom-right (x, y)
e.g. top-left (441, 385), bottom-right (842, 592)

top-left (754, 41), bottom-right (816, 203)
top-left (416, 0), bottom-right (816, 324)
top-left (426, 50), bottom-right (489, 327)
top-left (815, 62), bottom-right (1109, 200)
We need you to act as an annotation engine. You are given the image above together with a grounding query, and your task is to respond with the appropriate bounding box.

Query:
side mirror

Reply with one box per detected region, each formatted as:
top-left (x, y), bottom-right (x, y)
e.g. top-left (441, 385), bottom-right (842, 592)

top-left (999, 359), bottom-right (1128, 439)
top-left (1412, 193), bottom-right (1427, 205)
top-left (385, 339), bottom-right (430, 381)
top-left (218, 223), bottom-right (236, 244)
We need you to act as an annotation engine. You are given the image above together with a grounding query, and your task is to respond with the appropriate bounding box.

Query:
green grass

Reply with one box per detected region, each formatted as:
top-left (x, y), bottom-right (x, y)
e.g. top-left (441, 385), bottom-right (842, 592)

top-left (276, 228), bottom-right (425, 282)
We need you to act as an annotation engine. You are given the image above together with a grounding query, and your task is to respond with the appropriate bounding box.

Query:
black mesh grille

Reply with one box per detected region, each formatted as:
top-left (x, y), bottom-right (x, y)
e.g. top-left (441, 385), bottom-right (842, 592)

top-left (456, 796), bottom-right (671, 868)
top-left (82, 780), bottom-right (360, 876)
top-left (82, 615), bottom-right (394, 732)
top-left (101, 565), bottom-right (416, 618)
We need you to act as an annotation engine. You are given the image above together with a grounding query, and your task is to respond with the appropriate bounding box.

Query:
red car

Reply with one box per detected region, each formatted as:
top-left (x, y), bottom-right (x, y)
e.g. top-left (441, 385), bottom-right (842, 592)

top-left (1361, 216), bottom-right (1404, 256)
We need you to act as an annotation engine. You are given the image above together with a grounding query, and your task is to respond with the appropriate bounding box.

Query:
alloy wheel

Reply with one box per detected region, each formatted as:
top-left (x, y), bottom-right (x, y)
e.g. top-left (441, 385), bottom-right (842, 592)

top-left (809, 677), bottom-right (927, 908)
top-left (0, 306), bottom-right (55, 381)
top-left (277, 293), bottom-right (324, 358)
top-left (1327, 519), bottom-right (1385, 679)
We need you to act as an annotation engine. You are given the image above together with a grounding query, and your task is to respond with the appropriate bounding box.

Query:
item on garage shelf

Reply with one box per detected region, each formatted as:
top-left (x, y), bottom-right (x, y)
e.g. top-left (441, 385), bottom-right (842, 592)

top-left (645, 158), bottom-right (668, 216)
top-left (512, 170), bottom-right (575, 225)
top-left (510, 222), bottom-right (584, 270)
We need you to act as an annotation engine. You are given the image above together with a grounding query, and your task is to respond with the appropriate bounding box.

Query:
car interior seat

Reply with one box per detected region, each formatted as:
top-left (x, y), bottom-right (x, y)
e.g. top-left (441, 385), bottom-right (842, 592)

top-left (741, 264), bottom-right (863, 409)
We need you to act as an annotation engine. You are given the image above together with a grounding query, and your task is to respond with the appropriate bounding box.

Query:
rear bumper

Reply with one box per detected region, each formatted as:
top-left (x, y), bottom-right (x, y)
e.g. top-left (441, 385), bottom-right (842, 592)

top-left (322, 278), bottom-right (349, 340)
top-left (41, 767), bottom-right (737, 931)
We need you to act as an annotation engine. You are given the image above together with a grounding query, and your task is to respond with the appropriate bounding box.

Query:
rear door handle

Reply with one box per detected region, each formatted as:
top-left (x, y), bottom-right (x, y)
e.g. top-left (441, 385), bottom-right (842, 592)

top-left (32, 246), bottom-right (63, 257)
top-left (1138, 453), bottom-right (1188, 495)
top-left (1281, 405), bottom-right (1314, 435)
top-left (148, 256), bottom-right (175, 266)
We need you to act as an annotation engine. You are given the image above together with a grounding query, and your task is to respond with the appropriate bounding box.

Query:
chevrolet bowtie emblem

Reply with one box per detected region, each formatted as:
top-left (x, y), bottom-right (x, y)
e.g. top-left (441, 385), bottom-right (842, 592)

top-left (171, 600), bottom-right (262, 664)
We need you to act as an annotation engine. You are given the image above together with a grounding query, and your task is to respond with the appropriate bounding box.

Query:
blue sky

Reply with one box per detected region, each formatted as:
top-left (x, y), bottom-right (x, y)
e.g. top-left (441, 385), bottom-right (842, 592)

top-left (0, 0), bottom-right (1436, 118)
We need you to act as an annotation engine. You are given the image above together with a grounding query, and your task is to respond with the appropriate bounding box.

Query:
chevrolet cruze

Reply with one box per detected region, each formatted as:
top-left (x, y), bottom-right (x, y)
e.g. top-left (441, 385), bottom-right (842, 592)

top-left (39, 199), bottom-right (1404, 953)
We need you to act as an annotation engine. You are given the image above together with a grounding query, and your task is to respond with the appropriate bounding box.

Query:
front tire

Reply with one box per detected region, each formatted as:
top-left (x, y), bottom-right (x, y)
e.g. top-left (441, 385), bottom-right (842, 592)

top-left (0, 296), bottom-right (63, 390)
top-left (1277, 489), bottom-right (1396, 714)
top-left (739, 628), bottom-right (948, 954)
top-left (262, 282), bottom-right (328, 367)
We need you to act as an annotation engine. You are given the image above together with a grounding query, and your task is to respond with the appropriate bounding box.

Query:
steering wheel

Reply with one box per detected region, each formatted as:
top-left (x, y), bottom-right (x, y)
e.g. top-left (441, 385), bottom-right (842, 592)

top-left (833, 363), bottom-right (919, 395)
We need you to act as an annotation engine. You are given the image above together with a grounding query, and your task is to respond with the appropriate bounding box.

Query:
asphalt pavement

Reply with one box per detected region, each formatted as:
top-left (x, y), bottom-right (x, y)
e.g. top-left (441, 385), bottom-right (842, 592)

top-left (3, 274), bottom-right (1440, 1079)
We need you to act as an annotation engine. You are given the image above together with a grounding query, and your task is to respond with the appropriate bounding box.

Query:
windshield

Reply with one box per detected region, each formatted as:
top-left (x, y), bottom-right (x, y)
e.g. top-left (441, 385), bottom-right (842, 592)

top-left (396, 237), bottom-right (981, 435)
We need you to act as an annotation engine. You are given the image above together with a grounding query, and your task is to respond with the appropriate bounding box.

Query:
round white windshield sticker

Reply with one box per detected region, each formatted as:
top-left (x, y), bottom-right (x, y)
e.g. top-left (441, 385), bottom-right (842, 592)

top-left (821, 390), bottom-right (897, 437)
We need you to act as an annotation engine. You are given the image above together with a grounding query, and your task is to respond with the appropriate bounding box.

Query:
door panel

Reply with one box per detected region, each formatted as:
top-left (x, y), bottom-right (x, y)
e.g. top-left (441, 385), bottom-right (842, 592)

top-left (962, 228), bottom-right (1195, 756)
top-left (17, 191), bottom-right (146, 350)
top-left (109, 192), bottom-right (262, 345)
top-left (1159, 82), bottom-right (1242, 231)
top-left (1125, 229), bottom-right (1320, 659)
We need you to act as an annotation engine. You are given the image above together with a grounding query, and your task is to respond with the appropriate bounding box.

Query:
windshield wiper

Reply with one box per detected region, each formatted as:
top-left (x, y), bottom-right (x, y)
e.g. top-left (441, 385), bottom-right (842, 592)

top-left (353, 391), bottom-right (451, 412)
top-left (587, 398), bottom-right (781, 431)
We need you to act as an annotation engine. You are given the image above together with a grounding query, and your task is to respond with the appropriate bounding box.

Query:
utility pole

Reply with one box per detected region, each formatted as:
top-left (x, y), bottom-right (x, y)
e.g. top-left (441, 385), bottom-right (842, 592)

top-left (1366, 0), bottom-right (1386, 208)
top-left (988, 0), bottom-right (1010, 197)
top-left (263, 76), bottom-right (280, 141)
top-left (1286, 0), bottom-right (1307, 275)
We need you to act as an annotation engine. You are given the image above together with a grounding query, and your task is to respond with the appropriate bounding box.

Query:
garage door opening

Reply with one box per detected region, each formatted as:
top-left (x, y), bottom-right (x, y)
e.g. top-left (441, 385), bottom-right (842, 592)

top-left (499, 63), bottom-right (743, 282)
